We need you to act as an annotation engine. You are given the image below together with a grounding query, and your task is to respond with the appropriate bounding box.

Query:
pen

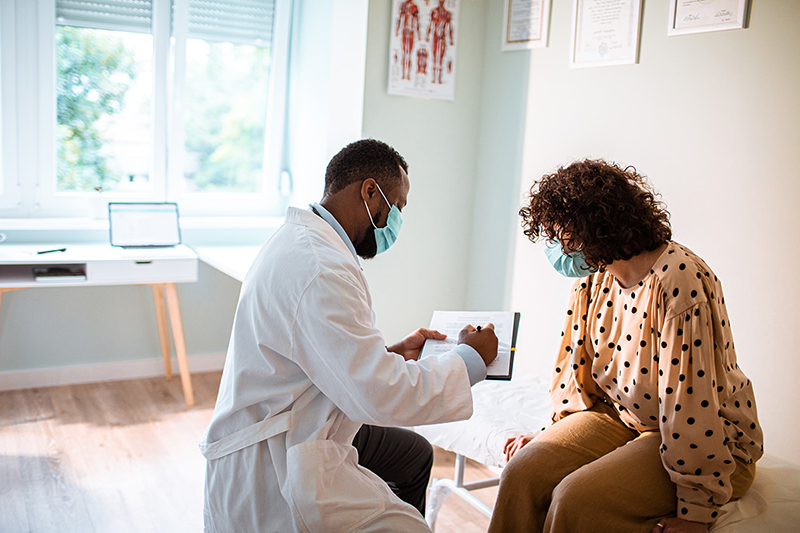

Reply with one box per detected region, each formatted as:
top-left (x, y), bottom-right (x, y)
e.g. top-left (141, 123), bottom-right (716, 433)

top-left (37, 248), bottom-right (67, 254)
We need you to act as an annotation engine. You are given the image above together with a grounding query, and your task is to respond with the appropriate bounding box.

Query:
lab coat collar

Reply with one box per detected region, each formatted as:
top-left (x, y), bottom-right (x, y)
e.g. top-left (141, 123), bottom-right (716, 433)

top-left (308, 203), bottom-right (361, 268)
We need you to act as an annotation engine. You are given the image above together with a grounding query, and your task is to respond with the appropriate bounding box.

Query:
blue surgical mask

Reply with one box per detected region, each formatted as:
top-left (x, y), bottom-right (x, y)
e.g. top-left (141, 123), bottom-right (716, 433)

top-left (544, 239), bottom-right (596, 278)
top-left (364, 183), bottom-right (403, 254)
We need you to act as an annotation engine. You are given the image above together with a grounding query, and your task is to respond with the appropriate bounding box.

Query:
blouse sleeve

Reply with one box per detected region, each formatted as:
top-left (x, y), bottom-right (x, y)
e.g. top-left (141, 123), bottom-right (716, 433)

top-left (657, 302), bottom-right (736, 523)
top-left (551, 280), bottom-right (596, 422)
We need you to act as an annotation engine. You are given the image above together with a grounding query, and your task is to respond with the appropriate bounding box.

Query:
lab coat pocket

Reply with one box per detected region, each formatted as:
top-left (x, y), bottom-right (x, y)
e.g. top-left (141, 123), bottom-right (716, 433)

top-left (286, 440), bottom-right (385, 533)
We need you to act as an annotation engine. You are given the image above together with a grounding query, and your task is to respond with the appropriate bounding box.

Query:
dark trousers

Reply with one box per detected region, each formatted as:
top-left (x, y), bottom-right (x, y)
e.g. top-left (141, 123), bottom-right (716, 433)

top-left (352, 424), bottom-right (434, 517)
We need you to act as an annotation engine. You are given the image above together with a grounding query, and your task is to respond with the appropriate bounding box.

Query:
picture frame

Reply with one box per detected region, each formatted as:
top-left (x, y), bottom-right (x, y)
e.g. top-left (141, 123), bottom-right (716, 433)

top-left (569, 0), bottom-right (643, 69)
top-left (502, 0), bottom-right (552, 51)
top-left (668, 0), bottom-right (750, 36)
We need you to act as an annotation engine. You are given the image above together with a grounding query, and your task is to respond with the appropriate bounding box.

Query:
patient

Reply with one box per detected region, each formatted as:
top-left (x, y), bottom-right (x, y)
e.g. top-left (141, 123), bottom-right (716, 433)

top-left (488, 160), bottom-right (763, 533)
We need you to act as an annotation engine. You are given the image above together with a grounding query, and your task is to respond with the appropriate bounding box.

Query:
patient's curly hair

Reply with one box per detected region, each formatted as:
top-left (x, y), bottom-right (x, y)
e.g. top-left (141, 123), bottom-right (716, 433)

top-left (519, 160), bottom-right (671, 268)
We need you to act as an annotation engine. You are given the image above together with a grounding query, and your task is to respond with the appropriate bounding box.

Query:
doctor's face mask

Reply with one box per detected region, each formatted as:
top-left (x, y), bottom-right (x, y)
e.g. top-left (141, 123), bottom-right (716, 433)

top-left (359, 182), bottom-right (403, 258)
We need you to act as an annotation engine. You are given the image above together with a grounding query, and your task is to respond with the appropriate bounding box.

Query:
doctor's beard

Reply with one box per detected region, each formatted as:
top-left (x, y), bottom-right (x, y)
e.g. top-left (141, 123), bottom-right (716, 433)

top-left (355, 212), bottom-right (381, 259)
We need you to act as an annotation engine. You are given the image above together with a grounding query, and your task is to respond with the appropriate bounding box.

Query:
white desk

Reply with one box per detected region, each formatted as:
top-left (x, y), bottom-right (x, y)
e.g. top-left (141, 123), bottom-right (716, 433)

top-left (0, 244), bottom-right (199, 406)
top-left (195, 246), bottom-right (262, 283)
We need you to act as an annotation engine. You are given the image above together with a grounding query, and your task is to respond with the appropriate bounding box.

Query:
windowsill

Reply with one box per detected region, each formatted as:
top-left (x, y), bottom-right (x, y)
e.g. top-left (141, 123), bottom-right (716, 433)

top-left (0, 216), bottom-right (285, 248)
top-left (0, 216), bottom-right (285, 231)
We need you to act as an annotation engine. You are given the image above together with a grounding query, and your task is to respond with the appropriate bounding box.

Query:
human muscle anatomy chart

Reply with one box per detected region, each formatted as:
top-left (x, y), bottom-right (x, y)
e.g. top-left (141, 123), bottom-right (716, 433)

top-left (396, 0), bottom-right (421, 80)
top-left (389, 0), bottom-right (459, 100)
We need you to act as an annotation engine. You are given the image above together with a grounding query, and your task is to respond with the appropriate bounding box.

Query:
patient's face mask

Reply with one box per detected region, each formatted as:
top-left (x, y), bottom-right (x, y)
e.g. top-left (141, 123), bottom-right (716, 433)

top-left (544, 239), bottom-right (597, 278)
top-left (363, 182), bottom-right (403, 255)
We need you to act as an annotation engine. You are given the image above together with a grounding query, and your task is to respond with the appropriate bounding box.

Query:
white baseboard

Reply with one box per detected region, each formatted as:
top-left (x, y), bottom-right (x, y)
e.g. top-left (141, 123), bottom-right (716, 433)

top-left (0, 352), bottom-right (226, 392)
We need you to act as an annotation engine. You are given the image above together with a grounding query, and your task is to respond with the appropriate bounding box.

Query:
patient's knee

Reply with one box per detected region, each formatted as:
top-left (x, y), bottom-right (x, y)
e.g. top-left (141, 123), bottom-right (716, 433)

top-left (499, 442), bottom-right (557, 504)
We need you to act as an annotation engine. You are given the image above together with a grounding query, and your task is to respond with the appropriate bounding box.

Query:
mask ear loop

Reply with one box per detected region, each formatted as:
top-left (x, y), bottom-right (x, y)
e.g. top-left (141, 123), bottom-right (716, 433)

top-left (364, 181), bottom-right (392, 230)
top-left (363, 199), bottom-right (378, 229)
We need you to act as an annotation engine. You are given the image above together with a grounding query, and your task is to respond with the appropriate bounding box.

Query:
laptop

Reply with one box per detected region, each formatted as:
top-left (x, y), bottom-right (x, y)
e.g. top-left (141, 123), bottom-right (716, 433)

top-left (109, 202), bottom-right (182, 248)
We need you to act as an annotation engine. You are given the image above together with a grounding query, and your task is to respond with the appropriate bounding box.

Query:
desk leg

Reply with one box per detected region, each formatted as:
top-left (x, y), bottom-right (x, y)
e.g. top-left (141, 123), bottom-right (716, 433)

top-left (152, 284), bottom-right (173, 379)
top-left (164, 283), bottom-right (195, 407)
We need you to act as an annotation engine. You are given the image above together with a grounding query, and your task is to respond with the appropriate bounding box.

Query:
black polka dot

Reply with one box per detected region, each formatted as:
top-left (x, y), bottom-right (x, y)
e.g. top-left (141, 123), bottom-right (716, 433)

top-left (697, 370), bottom-right (705, 378)
top-left (694, 339), bottom-right (702, 347)
top-left (705, 430), bottom-right (714, 437)
top-left (673, 288), bottom-right (679, 297)
top-left (682, 344), bottom-right (689, 351)
top-left (687, 417), bottom-right (695, 425)
top-left (663, 265), bottom-right (669, 272)
top-left (567, 310), bottom-right (573, 315)
top-left (607, 301), bottom-right (613, 307)
top-left (641, 367), bottom-right (648, 374)
top-left (672, 358), bottom-right (679, 365)
top-left (691, 290), bottom-right (698, 298)
top-left (666, 387), bottom-right (674, 394)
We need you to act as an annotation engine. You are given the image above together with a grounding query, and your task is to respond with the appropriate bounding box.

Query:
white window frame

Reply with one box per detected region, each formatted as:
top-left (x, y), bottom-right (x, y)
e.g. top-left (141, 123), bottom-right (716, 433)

top-left (0, 0), bottom-right (21, 210)
top-left (2, 0), bottom-right (291, 219)
top-left (167, 0), bottom-right (292, 217)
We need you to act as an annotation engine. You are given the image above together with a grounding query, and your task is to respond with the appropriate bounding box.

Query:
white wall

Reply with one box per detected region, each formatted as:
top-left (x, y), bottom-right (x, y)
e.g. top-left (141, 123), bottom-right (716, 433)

top-left (361, 0), bottom-right (489, 342)
top-left (509, 1), bottom-right (800, 465)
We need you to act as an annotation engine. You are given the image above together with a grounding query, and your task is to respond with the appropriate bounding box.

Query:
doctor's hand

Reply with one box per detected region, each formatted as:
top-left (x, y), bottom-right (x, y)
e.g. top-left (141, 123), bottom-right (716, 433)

top-left (387, 328), bottom-right (447, 361)
top-left (458, 323), bottom-right (498, 368)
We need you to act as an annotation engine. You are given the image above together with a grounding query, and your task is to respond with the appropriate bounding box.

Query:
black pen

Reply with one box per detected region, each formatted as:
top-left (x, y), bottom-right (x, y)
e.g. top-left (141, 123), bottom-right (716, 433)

top-left (37, 247), bottom-right (67, 254)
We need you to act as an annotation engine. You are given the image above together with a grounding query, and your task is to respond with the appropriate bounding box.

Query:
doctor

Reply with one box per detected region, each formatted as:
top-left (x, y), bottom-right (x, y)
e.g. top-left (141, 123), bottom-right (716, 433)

top-left (200, 139), bottom-right (498, 532)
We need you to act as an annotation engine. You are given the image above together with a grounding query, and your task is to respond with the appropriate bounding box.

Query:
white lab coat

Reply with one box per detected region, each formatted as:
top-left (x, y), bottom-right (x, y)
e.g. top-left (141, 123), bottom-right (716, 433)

top-left (200, 207), bottom-right (476, 532)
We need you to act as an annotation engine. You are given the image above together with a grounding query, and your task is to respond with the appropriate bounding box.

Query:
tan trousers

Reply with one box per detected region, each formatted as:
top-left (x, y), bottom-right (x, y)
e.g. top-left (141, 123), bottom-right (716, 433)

top-left (487, 402), bottom-right (755, 533)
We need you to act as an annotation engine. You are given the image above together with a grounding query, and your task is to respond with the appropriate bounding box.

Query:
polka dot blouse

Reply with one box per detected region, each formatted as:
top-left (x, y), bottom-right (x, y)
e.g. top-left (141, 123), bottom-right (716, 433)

top-left (550, 241), bottom-right (763, 523)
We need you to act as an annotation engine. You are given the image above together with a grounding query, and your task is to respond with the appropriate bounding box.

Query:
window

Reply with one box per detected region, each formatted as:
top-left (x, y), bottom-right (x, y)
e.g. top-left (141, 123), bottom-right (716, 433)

top-left (168, 0), bottom-right (291, 215)
top-left (0, 0), bottom-right (290, 218)
top-left (0, 0), bottom-right (20, 209)
top-left (55, 25), bottom-right (154, 195)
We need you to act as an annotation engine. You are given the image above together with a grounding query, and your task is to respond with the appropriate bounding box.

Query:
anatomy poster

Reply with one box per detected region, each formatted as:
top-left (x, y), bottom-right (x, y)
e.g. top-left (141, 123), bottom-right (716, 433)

top-left (388, 0), bottom-right (460, 101)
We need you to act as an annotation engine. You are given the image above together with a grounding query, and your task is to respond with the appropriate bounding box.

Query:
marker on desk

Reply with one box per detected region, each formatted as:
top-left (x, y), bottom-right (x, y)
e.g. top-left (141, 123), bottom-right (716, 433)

top-left (37, 247), bottom-right (67, 254)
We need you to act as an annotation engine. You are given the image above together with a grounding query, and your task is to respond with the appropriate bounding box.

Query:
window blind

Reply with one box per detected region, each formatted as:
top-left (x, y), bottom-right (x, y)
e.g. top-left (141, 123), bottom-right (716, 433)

top-left (56, 0), bottom-right (154, 33)
top-left (182, 0), bottom-right (276, 46)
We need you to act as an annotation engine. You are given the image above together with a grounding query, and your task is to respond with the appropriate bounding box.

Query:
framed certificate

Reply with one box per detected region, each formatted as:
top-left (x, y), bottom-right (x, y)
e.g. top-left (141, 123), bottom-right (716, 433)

top-left (668, 0), bottom-right (750, 36)
top-left (569, 0), bottom-right (643, 69)
top-left (502, 0), bottom-right (552, 51)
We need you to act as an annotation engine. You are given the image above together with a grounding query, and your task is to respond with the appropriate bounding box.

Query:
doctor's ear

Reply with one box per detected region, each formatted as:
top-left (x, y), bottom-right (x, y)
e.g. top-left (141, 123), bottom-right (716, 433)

top-left (360, 178), bottom-right (379, 200)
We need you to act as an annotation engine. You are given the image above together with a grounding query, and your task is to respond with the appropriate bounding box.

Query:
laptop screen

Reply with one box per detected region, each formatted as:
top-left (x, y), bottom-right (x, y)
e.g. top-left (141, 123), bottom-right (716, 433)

top-left (109, 202), bottom-right (181, 248)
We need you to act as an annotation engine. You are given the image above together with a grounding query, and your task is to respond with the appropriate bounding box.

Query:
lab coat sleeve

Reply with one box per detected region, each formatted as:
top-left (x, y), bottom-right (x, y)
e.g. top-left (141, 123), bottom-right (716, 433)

top-left (290, 270), bottom-right (475, 427)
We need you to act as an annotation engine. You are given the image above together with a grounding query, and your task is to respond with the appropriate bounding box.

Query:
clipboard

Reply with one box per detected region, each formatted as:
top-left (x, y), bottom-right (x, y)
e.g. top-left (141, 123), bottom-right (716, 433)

top-left (419, 310), bottom-right (521, 380)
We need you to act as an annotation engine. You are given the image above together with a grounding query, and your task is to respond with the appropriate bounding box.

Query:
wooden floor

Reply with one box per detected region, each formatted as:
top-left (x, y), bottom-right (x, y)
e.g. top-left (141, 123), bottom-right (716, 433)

top-left (0, 371), bottom-right (498, 532)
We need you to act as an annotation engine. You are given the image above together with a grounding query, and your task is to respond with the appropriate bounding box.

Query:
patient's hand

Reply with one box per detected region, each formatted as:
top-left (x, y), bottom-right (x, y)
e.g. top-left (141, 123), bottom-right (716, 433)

top-left (652, 517), bottom-right (709, 533)
top-left (503, 434), bottom-right (534, 462)
top-left (387, 328), bottom-right (447, 361)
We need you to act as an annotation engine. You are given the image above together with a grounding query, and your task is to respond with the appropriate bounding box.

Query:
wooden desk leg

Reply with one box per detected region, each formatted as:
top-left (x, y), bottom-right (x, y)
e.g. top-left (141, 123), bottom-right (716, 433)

top-left (164, 283), bottom-right (195, 407)
top-left (152, 284), bottom-right (173, 379)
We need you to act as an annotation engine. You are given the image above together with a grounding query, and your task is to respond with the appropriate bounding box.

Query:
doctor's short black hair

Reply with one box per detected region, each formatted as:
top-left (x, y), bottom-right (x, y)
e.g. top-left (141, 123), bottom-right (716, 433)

top-left (325, 139), bottom-right (408, 195)
top-left (519, 159), bottom-right (672, 269)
